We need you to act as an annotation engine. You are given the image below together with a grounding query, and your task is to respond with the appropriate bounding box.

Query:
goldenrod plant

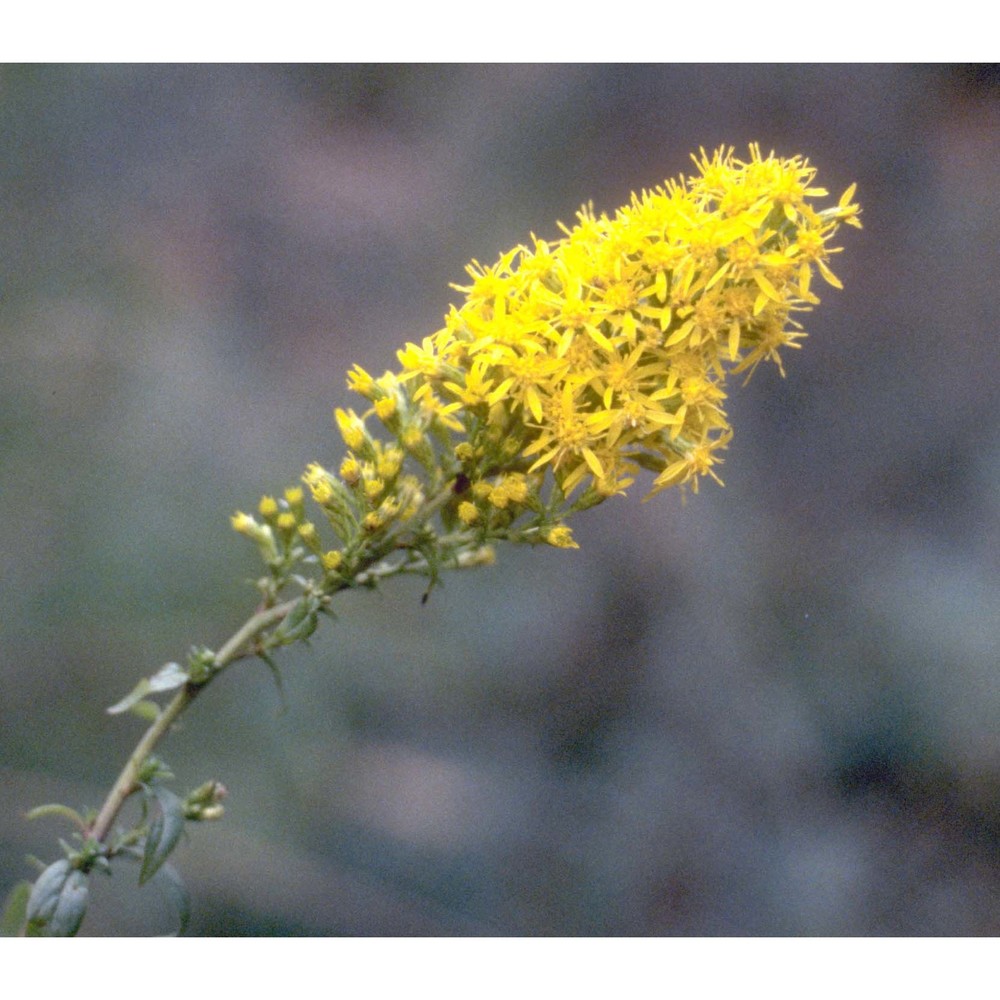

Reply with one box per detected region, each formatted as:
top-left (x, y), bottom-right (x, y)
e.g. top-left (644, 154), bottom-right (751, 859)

top-left (3, 145), bottom-right (860, 936)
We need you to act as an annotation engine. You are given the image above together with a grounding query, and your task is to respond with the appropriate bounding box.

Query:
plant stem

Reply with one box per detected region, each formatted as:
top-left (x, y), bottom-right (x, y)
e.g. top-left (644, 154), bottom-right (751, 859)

top-left (86, 600), bottom-right (297, 845)
top-left (85, 484), bottom-right (459, 849)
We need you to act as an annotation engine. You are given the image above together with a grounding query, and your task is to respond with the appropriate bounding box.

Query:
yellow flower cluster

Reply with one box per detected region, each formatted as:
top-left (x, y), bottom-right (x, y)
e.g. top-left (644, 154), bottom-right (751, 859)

top-left (235, 146), bottom-right (859, 578)
top-left (400, 144), bottom-right (860, 498)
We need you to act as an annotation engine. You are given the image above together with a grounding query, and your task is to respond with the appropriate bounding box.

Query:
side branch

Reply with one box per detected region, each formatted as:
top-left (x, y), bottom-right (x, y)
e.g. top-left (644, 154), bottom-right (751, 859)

top-left (86, 600), bottom-right (298, 845)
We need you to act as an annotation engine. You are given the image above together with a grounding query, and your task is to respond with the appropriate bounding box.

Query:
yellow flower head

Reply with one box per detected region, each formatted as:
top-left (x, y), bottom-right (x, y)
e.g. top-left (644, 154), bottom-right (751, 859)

top-left (457, 501), bottom-right (480, 525)
top-left (395, 145), bottom-right (859, 499)
top-left (335, 408), bottom-right (368, 452)
top-left (239, 147), bottom-right (859, 577)
top-left (544, 525), bottom-right (579, 549)
top-left (231, 511), bottom-right (257, 535)
top-left (374, 395), bottom-right (398, 423)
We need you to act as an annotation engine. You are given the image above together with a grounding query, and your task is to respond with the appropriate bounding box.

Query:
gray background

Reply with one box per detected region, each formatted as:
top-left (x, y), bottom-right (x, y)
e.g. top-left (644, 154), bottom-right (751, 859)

top-left (1, 65), bottom-right (997, 935)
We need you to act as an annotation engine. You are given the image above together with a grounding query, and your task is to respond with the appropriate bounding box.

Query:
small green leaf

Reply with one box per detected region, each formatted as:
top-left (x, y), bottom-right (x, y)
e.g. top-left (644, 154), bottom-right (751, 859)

top-left (273, 595), bottom-right (320, 644)
top-left (147, 661), bottom-right (189, 693)
top-left (139, 787), bottom-right (186, 885)
top-left (257, 651), bottom-right (287, 712)
top-left (24, 803), bottom-right (87, 831)
top-left (1, 881), bottom-right (31, 937)
top-left (137, 755), bottom-right (175, 785)
top-left (25, 860), bottom-right (89, 937)
top-left (277, 596), bottom-right (308, 633)
top-left (107, 662), bottom-right (189, 715)
top-left (129, 699), bottom-right (161, 722)
top-left (107, 678), bottom-right (152, 715)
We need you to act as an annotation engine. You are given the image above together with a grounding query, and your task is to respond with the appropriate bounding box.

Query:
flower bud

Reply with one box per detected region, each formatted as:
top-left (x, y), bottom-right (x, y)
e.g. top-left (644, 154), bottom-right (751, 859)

top-left (183, 781), bottom-right (228, 822)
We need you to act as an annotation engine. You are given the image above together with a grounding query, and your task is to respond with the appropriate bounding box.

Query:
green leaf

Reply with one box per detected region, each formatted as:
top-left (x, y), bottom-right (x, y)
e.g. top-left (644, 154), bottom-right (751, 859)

top-left (25, 860), bottom-right (89, 937)
top-left (129, 699), bottom-right (161, 722)
top-left (24, 803), bottom-right (87, 830)
top-left (25, 859), bottom-right (70, 926)
top-left (107, 662), bottom-right (188, 715)
top-left (257, 650), bottom-right (287, 712)
top-left (0, 881), bottom-right (31, 937)
top-left (139, 787), bottom-right (186, 885)
top-left (137, 755), bottom-right (175, 785)
top-left (273, 595), bottom-right (320, 644)
top-left (147, 661), bottom-right (189, 693)
top-left (107, 678), bottom-right (151, 715)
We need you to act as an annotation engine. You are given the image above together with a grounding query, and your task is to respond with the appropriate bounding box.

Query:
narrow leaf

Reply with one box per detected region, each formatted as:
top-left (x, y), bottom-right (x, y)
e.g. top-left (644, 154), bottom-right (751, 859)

top-left (274, 596), bottom-right (319, 644)
top-left (24, 803), bottom-right (87, 830)
top-left (107, 662), bottom-right (189, 715)
top-left (107, 678), bottom-right (152, 715)
top-left (257, 651), bottom-right (287, 712)
top-left (139, 787), bottom-right (186, 885)
top-left (147, 662), bottom-right (189, 693)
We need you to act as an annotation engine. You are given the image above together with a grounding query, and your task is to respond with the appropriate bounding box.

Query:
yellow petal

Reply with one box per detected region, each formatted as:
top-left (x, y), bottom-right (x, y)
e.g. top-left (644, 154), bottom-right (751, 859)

top-left (665, 320), bottom-right (694, 348)
top-left (752, 271), bottom-right (783, 302)
top-left (817, 258), bottom-right (843, 289)
top-left (705, 262), bottom-right (730, 290)
top-left (581, 447), bottom-right (605, 478)
top-left (728, 321), bottom-right (741, 362)
top-left (525, 385), bottom-right (544, 422)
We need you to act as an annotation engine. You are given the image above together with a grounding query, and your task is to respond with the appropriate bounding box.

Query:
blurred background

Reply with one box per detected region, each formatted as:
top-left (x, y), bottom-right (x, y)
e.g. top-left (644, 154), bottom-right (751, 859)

top-left (1, 64), bottom-right (997, 936)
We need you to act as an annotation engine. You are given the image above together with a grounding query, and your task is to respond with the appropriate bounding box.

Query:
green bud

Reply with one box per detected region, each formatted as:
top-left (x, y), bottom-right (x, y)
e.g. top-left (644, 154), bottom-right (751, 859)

top-left (186, 646), bottom-right (216, 685)
top-left (183, 781), bottom-right (228, 821)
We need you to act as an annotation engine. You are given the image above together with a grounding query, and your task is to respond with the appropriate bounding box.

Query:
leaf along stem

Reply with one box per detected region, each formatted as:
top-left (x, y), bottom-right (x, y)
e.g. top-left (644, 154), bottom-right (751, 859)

top-left (84, 482), bottom-right (460, 850)
top-left (86, 600), bottom-right (298, 846)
